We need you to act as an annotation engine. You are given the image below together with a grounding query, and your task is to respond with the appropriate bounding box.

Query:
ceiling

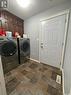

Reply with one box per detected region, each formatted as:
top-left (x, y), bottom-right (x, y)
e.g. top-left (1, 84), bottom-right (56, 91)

top-left (6, 0), bottom-right (69, 19)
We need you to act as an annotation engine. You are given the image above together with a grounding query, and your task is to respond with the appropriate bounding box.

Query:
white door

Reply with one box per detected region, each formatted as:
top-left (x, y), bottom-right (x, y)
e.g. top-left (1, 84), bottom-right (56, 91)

top-left (39, 14), bottom-right (67, 68)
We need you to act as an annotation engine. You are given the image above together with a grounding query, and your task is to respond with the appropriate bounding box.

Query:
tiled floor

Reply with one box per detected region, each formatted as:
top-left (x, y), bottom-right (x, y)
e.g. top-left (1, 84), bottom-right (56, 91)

top-left (4, 60), bottom-right (62, 95)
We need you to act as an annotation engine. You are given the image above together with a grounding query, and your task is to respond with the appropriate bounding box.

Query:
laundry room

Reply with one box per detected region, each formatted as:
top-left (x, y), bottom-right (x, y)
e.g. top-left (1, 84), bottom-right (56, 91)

top-left (0, 0), bottom-right (71, 95)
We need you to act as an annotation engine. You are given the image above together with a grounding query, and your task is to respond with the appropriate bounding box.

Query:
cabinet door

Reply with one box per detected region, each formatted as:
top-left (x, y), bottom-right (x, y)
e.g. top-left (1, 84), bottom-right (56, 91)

top-left (18, 26), bottom-right (23, 37)
top-left (1, 10), bottom-right (24, 37)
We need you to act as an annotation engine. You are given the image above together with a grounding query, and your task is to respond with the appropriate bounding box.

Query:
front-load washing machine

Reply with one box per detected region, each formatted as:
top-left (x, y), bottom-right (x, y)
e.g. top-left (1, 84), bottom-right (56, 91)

top-left (0, 37), bottom-right (19, 74)
top-left (19, 38), bottom-right (30, 64)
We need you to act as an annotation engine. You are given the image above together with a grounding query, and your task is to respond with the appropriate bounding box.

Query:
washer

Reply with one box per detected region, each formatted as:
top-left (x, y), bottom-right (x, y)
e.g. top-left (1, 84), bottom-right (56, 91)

top-left (0, 37), bottom-right (19, 74)
top-left (19, 38), bottom-right (30, 64)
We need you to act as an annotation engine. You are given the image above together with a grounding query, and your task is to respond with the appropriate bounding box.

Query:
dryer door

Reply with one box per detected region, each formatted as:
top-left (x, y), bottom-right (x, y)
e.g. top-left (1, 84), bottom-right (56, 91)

top-left (21, 40), bottom-right (30, 56)
top-left (1, 41), bottom-right (17, 57)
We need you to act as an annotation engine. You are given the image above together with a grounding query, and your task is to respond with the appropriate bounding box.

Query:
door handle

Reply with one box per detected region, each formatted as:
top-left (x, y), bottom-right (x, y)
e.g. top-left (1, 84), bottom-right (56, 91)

top-left (41, 46), bottom-right (43, 48)
top-left (41, 43), bottom-right (43, 45)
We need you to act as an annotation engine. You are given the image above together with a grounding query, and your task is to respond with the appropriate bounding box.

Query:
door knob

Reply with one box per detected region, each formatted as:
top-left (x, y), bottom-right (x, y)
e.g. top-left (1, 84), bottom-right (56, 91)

top-left (41, 46), bottom-right (43, 48)
top-left (41, 43), bottom-right (43, 48)
top-left (41, 43), bottom-right (43, 45)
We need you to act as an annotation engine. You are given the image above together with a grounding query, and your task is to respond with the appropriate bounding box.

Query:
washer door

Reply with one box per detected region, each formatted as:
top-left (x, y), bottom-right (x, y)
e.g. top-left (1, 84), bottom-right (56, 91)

top-left (1, 41), bottom-right (17, 57)
top-left (21, 40), bottom-right (30, 56)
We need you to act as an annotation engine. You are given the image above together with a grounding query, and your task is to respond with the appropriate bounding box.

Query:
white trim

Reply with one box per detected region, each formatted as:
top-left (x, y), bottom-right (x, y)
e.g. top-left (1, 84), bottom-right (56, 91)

top-left (40, 10), bottom-right (69, 22)
top-left (30, 58), bottom-right (40, 63)
top-left (69, 89), bottom-right (71, 95)
top-left (60, 10), bottom-right (70, 69)
top-left (39, 19), bottom-right (42, 63)
top-left (61, 68), bottom-right (65, 95)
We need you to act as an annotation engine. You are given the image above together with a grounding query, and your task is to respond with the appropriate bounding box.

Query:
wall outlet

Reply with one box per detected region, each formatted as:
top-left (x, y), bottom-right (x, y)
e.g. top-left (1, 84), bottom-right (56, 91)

top-left (56, 75), bottom-right (61, 84)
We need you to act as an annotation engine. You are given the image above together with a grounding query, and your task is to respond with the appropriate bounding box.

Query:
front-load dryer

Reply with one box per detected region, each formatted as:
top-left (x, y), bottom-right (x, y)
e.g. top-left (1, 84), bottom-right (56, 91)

top-left (19, 38), bottom-right (30, 64)
top-left (0, 37), bottom-right (19, 74)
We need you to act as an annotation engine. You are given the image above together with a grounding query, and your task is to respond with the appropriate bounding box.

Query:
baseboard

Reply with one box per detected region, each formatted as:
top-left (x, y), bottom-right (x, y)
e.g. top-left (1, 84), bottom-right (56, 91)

top-left (30, 58), bottom-right (40, 63)
top-left (61, 68), bottom-right (65, 95)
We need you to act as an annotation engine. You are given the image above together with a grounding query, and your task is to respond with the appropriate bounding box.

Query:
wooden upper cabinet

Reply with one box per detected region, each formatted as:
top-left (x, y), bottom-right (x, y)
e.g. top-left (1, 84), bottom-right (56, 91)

top-left (0, 10), bottom-right (24, 37)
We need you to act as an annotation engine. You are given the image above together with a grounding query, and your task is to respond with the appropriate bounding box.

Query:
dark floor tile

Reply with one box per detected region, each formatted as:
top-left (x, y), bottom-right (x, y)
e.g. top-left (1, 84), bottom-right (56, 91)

top-left (30, 76), bottom-right (38, 84)
top-left (21, 70), bottom-right (29, 75)
top-left (48, 85), bottom-right (57, 95)
top-left (42, 75), bottom-right (48, 81)
top-left (41, 63), bottom-right (51, 69)
top-left (6, 77), bottom-right (20, 95)
top-left (51, 71), bottom-right (57, 81)
top-left (29, 63), bottom-right (38, 69)
top-left (25, 72), bottom-right (35, 80)
top-left (5, 72), bottom-right (11, 77)
top-left (48, 85), bottom-right (62, 95)
top-left (39, 67), bottom-right (48, 72)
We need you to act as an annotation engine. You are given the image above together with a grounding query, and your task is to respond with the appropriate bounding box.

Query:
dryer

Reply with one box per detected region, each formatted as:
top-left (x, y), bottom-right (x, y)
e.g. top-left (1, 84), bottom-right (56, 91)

top-left (19, 38), bottom-right (30, 64)
top-left (0, 37), bottom-right (19, 74)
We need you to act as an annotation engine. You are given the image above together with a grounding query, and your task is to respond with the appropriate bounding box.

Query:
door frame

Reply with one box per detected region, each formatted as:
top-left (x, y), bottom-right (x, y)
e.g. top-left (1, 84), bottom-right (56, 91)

top-left (39, 10), bottom-right (70, 69)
